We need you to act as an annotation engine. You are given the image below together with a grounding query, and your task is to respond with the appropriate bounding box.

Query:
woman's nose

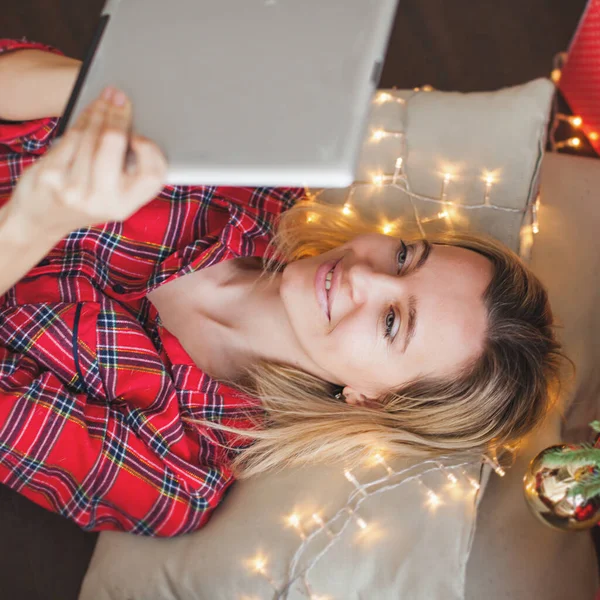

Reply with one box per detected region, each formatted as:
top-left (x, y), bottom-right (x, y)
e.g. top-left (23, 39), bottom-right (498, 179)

top-left (347, 262), bottom-right (399, 305)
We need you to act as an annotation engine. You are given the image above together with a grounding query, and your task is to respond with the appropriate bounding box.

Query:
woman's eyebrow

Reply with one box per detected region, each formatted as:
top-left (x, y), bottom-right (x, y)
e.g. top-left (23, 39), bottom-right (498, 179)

top-left (400, 240), bottom-right (433, 354)
top-left (402, 295), bottom-right (417, 354)
top-left (414, 239), bottom-right (432, 272)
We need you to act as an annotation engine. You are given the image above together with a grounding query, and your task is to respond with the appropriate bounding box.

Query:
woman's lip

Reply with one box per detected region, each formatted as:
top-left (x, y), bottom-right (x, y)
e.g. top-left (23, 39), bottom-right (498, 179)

top-left (315, 259), bottom-right (338, 321)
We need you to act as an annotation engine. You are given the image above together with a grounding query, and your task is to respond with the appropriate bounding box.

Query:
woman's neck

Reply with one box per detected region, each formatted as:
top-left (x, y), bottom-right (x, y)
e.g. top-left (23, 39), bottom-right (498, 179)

top-left (150, 258), bottom-right (328, 383)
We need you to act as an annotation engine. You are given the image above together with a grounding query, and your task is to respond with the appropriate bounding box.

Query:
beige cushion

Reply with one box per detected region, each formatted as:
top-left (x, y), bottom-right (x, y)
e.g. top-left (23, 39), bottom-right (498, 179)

top-left (79, 80), bottom-right (557, 600)
top-left (81, 458), bottom-right (487, 600)
top-left (466, 152), bottom-right (600, 600)
top-left (311, 78), bottom-right (553, 254)
top-left (531, 153), bottom-right (600, 443)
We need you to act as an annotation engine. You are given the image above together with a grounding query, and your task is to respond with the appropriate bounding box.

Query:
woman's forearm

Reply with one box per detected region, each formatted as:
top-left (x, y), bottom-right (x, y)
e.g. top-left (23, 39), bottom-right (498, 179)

top-left (0, 201), bottom-right (60, 297)
top-left (0, 49), bottom-right (81, 121)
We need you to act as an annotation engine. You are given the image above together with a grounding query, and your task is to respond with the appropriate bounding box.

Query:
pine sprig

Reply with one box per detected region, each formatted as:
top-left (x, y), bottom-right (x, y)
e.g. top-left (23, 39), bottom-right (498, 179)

top-left (540, 422), bottom-right (600, 502)
top-left (543, 447), bottom-right (600, 469)
top-left (570, 476), bottom-right (600, 501)
top-left (589, 421), bottom-right (600, 434)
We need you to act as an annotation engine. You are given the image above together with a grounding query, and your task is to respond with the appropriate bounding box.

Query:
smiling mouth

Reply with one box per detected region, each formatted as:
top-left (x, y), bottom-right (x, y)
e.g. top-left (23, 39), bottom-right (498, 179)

top-left (325, 268), bottom-right (334, 292)
top-left (324, 262), bottom-right (340, 318)
top-left (316, 259), bottom-right (340, 322)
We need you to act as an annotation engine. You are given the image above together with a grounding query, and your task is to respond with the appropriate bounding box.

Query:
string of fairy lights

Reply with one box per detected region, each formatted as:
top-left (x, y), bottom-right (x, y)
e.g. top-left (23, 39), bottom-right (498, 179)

top-left (304, 88), bottom-right (535, 240)
top-left (246, 449), bottom-right (508, 599)
top-left (549, 53), bottom-right (596, 154)
top-left (246, 452), bottom-right (497, 600)
top-left (307, 76), bottom-right (590, 242)
top-left (549, 106), bottom-right (591, 151)
top-left (244, 72), bottom-right (584, 598)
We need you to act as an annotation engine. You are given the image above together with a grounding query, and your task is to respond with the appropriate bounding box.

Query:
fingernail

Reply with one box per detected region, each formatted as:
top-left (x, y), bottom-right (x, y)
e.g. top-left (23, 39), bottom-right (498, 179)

top-left (102, 86), bottom-right (114, 100)
top-left (112, 90), bottom-right (127, 106)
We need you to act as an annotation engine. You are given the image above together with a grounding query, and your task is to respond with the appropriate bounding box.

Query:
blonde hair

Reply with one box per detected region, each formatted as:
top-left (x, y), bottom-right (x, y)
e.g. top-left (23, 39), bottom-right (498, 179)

top-left (204, 202), bottom-right (565, 478)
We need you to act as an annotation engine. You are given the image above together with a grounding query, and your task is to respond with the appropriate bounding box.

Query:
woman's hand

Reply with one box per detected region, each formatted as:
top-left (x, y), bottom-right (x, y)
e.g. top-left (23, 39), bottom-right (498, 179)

top-left (8, 86), bottom-right (167, 242)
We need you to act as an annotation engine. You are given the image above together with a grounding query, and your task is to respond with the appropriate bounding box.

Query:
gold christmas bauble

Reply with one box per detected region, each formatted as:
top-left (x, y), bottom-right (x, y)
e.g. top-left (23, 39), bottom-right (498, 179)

top-left (523, 444), bottom-right (600, 531)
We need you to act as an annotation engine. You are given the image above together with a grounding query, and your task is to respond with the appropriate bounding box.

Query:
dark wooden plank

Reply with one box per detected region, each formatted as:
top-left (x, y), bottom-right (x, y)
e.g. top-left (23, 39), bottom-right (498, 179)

top-left (1, 0), bottom-right (589, 90)
top-left (382, 0), bottom-right (588, 90)
top-left (1, 0), bottom-right (105, 59)
top-left (0, 484), bottom-right (98, 600)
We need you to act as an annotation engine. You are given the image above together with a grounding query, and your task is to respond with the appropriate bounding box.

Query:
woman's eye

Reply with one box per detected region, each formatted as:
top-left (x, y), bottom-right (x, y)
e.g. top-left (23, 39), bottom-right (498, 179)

top-left (384, 307), bottom-right (396, 339)
top-left (396, 241), bottom-right (408, 273)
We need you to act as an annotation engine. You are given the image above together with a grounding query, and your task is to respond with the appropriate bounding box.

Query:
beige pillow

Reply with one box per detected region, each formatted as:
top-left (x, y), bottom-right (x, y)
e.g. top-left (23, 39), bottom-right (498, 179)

top-left (81, 458), bottom-right (487, 600)
top-left (311, 79), bottom-right (553, 255)
top-left (79, 79), bottom-right (555, 600)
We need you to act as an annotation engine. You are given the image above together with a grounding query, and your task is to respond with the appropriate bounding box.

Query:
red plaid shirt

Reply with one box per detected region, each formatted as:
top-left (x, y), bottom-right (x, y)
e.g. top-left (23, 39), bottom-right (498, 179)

top-left (0, 39), bottom-right (303, 536)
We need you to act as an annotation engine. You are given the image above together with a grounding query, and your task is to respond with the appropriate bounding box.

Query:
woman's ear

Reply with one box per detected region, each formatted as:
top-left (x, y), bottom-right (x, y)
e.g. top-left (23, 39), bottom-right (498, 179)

top-left (342, 386), bottom-right (378, 408)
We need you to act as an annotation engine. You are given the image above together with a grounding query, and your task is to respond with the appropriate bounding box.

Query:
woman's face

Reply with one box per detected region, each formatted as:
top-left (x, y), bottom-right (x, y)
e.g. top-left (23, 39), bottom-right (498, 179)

top-left (280, 234), bottom-right (493, 403)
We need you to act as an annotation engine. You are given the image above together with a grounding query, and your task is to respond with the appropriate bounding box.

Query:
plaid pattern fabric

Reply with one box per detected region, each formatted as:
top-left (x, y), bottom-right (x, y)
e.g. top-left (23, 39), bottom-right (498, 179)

top-left (0, 39), bottom-right (303, 536)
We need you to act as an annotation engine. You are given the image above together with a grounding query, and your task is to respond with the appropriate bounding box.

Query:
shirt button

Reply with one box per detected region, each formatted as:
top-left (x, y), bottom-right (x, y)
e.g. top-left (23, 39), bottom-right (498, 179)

top-left (112, 284), bottom-right (126, 294)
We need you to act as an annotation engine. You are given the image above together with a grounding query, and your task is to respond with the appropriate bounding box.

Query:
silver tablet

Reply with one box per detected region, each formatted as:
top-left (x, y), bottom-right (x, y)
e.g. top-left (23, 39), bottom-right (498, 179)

top-left (60, 0), bottom-right (399, 187)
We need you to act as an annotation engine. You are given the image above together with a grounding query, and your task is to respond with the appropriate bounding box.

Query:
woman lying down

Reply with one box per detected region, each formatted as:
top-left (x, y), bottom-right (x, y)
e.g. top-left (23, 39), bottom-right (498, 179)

top-left (0, 39), bottom-right (563, 536)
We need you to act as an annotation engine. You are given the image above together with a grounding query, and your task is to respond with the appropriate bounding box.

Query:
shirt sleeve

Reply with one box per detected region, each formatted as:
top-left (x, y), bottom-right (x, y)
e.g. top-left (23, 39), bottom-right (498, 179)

top-left (0, 38), bottom-right (62, 155)
top-left (216, 186), bottom-right (305, 218)
top-left (0, 302), bottom-right (232, 537)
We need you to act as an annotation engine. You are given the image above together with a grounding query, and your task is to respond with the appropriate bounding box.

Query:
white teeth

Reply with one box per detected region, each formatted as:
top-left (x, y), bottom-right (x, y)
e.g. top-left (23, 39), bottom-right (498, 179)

top-left (325, 270), bottom-right (333, 291)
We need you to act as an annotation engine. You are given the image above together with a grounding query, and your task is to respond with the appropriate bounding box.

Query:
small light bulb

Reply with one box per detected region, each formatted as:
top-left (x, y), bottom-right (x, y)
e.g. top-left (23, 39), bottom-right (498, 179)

top-left (288, 513), bottom-right (300, 528)
top-left (395, 157), bottom-right (404, 170)
top-left (483, 454), bottom-right (507, 477)
top-left (381, 223), bottom-right (394, 235)
top-left (344, 469), bottom-right (361, 487)
top-left (306, 213), bottom-right (316, 223)
top-left (373, 451), bottom-right (394, 476)
top-left (356, 517), bottom-right (368, 530)
top-left (312, 513), bottom-right (324, 527)
top-left (376, 92), bottom-right (392, 104)
top-left (469, 479), bottom-right (481, 490)
top-left (447, 473), bottom-right (458, 485)
top-left (570, 116), bottom-right (583, 127)
top-left (422, 84), bottom-right (434, 92)
top-left (443, 172), bottom-right (452, 183)
top-left (551, 69), bottom-right (561, 84)
top-left (372, 174), bottom-right (385, 187)
top-left (590, 132), bottom-right (599, 142)
top-left (372, 129), bottom-right (387, 141)
top-left (437, 210), bottom-right (449, 219)
top-left (253, 557), bottom-right (266, 573)
top-left (427, 490), bottom-right (441, 507)
top-left (532, 196), bottom-right (540, 235)
top-left (485, 175), bottom-right (494, 185)
top-left (342, 203), bottom-right (352, 216)
top-left (568, 137), bottom-right (582, 148)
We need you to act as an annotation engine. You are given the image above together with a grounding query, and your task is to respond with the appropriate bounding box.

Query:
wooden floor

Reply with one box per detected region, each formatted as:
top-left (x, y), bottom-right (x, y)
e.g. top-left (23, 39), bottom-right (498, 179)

top-left (0, 1), bottom-right (592, 598)
top-left (2, 0), bottom-right (588, 91)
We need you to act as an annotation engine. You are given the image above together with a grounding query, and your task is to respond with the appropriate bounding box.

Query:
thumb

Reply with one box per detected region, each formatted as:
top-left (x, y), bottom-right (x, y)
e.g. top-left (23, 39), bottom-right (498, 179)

top-left (124, 135), bottom-right (167, 200)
